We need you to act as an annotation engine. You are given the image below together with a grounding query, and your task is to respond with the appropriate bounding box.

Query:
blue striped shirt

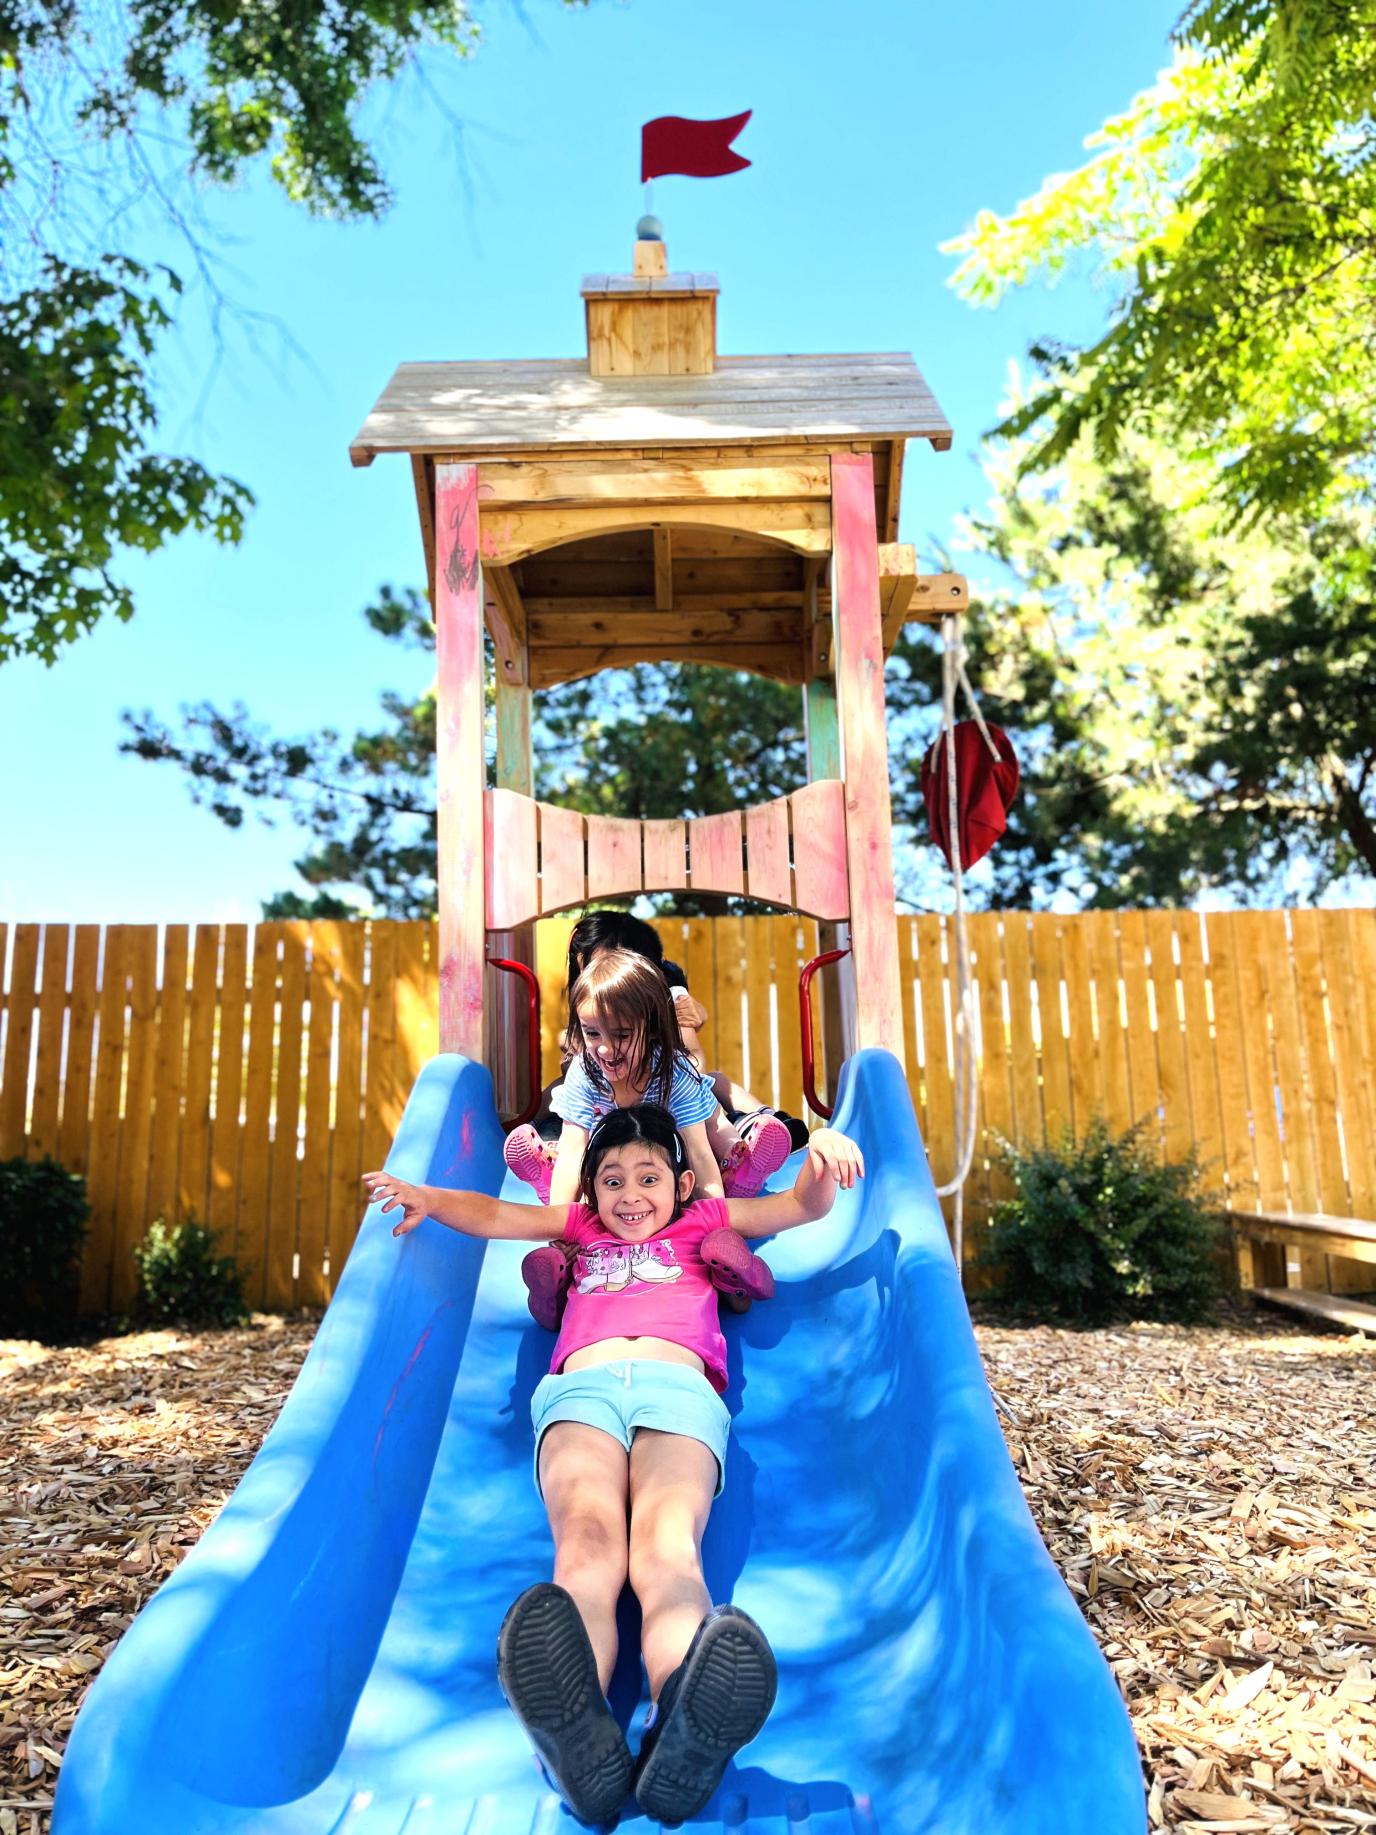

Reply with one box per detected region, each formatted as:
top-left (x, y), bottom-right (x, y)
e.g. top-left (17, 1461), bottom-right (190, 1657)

top-left (551, 1049), bottom-right (717, 1132)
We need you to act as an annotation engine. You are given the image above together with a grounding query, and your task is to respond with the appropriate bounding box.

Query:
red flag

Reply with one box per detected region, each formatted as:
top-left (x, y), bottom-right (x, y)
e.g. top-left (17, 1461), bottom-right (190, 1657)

top-left (641, 111), bottom-right (752, 183)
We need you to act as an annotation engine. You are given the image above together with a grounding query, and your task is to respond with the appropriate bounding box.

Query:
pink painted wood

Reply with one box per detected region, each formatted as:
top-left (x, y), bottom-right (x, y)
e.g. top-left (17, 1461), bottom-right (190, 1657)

top-left (434, 462), bottom-right (487, 1057)
top-left (538, 802), bottom-right (587, 913)
top-left (745, 797), bottom-right (792, 907)
top-left (485, 788), bottom-right (539, 928)
top-left (831, 452), bottom-right (903, 1052)
top-left (586, 815), bottom-right (643, 900)
top-left (642, 818), bottom-right (687, 890)
top-left (688, 811), bottom-right (744, 895)
top-left (789, 780), bottom-right (850, 920)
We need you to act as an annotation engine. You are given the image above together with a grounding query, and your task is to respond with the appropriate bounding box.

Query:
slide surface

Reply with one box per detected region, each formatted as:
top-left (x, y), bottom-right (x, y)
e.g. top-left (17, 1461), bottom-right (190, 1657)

top-left (54, 1049), bottom-right (1146, 1833)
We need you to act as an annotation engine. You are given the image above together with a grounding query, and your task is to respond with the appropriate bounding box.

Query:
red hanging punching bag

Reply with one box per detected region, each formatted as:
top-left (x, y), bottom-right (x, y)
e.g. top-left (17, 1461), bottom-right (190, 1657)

top-left (920, 721), bottom-right (1020, 870)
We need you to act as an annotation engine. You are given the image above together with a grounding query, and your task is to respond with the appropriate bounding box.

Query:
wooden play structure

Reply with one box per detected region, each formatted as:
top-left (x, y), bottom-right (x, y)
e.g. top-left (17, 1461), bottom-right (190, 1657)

top-left (350, 230), bottom-right (968, 1104)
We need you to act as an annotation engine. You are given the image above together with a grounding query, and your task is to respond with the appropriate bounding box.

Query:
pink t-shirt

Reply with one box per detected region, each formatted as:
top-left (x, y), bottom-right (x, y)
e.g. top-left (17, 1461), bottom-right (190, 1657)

top-left (550, 1198), bottom-right (731, 1394)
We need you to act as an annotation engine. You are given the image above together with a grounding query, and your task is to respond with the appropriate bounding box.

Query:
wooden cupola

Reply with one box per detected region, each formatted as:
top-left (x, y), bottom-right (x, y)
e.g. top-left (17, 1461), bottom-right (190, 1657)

top-left (350, 236), bottom-right (963, 696)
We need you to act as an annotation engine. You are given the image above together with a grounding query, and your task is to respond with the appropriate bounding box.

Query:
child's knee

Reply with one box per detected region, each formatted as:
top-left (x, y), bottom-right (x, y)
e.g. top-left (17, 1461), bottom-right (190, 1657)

top-left (554, 1509), bottom-right (628, 1585)
top-left (628, 1513), bottom-right (703, 1596)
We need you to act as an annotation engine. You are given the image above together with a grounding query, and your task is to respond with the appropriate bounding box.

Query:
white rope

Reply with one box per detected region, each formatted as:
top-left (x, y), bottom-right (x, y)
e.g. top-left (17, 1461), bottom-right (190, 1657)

top-left (932, 614), bottom-right (983, 1276)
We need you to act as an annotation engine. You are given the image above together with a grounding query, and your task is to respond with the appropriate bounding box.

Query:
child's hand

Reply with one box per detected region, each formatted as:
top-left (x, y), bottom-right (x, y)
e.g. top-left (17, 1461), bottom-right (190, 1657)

top-left (805, 1129), bottom-right (865, 1190)
top-left (363, 1170), bottom-right (428, 1237)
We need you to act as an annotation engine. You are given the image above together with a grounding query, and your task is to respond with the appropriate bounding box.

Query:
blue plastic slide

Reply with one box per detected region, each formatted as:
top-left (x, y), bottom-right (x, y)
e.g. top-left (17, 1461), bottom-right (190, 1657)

top-left (54, 1049), bottom-right (1146, 1833)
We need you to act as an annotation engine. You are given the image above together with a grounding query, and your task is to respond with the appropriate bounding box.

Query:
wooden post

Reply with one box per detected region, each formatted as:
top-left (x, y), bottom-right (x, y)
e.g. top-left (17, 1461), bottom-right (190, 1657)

top-left (804, 677), bottom-right (850, 1091)
top-left (435, 462), bottom-right (487, 1058)
top-left (491, 677), bottom-right (535, 1116)
top-left (829, 453), bottom-right (903, 1056)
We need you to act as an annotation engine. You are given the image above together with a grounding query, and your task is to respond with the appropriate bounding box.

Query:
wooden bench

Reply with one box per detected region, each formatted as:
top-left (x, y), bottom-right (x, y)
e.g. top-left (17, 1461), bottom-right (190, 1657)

top-left (1227, 1209), bottom-right (1376, 1334)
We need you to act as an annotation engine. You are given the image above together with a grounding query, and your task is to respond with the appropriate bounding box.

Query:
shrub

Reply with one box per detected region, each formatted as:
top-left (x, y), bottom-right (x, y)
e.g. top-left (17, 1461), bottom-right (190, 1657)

top-left (132, 1217), bottom-right (248, 1328)
top-left (0, 1156), bottom-right (90, 1341)
top-left (982, 1117), bottom-right (1224, 1327)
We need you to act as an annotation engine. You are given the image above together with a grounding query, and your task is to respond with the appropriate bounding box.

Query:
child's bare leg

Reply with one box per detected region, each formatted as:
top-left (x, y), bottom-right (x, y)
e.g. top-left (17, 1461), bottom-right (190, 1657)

top-left (627, 1430), bottom-right (716, 1698)
top-left (710, 1070), bottom-right (768, 1113)
top-left (538, 1423), bottom-right (630, 1691)
top-left (704, 1103), bottom-right (738, 1165)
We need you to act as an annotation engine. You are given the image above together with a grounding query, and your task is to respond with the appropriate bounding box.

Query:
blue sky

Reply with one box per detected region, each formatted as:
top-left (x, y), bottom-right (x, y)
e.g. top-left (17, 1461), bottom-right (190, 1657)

top-left (0, 0), bottom-right (1187, 923)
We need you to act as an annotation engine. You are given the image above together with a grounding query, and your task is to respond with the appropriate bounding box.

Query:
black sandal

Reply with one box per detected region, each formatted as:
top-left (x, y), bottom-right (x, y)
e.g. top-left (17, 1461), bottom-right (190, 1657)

top-left (497, 1582), bottom-right (632, 1828)
top-left (632, 1604), bottom-right (778, 1825)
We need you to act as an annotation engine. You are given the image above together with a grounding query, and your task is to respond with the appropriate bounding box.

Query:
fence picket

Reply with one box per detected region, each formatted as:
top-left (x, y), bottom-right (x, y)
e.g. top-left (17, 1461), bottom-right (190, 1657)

top-left (179, 926), bottom-right (220, 1226)
top-left (208, 927), bottom-right (248, 1252)
top-left (29, 925), bottom-right (70, 1158)
top-left (0, 924), bottom-right (40, 1157)
top-left (57, 925), bottom-right (101, 1176)
top-left (80, 927), bottom-right (128, 1312)
top-left (1029, 914), bottom-right (1072, 1140)
top-left (239, 925), bottom-right (281, 1305)
top-left (327, 925), bottom-right (366, 1274)
top-left (266, 923), bottom-right (307, 1309)
top-left (1200, 914), bottom-right (1260, 1215)
top-left (299, 924), bottom-right (340, 1309)
top-left (1322, 912), bottom-right (1376, 1220)
top-left (147, 926), bottom-right (189, 1235)
top-left (1145, 912), bottom-right (1193, 1167)
top-left (111, 929), bottom-right (158, 1311)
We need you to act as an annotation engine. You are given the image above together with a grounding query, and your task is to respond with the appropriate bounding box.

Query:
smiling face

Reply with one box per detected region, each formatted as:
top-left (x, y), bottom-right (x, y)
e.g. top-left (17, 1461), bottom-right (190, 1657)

top-left (589, 1142), bottom-right (694, 1241)
top-left (577, 1002), bottom-right (642, 1085)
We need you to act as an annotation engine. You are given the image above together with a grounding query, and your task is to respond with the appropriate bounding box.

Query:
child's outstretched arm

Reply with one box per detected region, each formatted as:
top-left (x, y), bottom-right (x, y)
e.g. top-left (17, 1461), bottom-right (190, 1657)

top-left (362, 1172), bottom-right (570, 1242)
top-left (547, 1123), bottom-right (589, 1207)
top-left (724, 1128), bottom-right (863, 1239)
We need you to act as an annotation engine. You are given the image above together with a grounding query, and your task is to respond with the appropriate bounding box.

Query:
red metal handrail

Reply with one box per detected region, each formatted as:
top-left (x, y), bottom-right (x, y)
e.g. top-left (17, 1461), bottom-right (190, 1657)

top-left (487, 955), bottom-right (542, 1129)
top-left (799, 945), bottom-right (850, 1120)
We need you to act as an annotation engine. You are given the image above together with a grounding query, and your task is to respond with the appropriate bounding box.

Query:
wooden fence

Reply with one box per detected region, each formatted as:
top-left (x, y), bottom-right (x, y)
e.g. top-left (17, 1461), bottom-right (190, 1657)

top-left (1, 909), bottom-right (1373, 1313)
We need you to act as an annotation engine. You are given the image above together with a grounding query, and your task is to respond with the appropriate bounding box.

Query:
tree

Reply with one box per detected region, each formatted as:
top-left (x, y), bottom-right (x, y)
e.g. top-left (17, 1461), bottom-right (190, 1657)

top-left (1, 1), bottom-right (567, 663)
top-left (121, 586), bottom-right (807, 918)
top-left (944, 0), bottom-right (1376, 529)
top-left (887, 422), bottom-right (1376, 906)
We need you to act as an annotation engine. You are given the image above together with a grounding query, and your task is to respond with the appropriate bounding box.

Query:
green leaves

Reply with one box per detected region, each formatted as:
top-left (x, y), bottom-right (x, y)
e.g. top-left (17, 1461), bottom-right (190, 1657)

top-left (983, 1117), bottom-right (1225, 1327)
top-left (0, 256), bottom-right (252, 663)
top-left (944, 4), bottom-right (1376, 526)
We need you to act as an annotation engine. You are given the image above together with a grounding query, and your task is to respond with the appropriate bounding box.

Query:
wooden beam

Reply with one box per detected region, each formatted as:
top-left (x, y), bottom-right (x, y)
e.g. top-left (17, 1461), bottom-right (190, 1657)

top-left (653, 527), bottom-right (673, 612)
top-left (805, 557), bottom-right (831, 679)
top-left (523, 591), bottom-right (806, 615)
top-left (434, 462), bottom-right (487, 1059)
top-left (830, 451), bottom-right (903, 1055)
top-left (527, 609), bottom-right (800, 649)
top-left (905, 572), bottom-right (970, 625)
top-left (530, 644), bottom-right (807, 690)
top-left (476, 460), bottom-right (832, 507)
top-left (881, 439), bottom-right (904, 542)
top-left (479, 500), bottom-right (832, 566)
top-left (484, 563), bottom-right (528, 686)
top-left (411, 454), bottom-right (436, 604)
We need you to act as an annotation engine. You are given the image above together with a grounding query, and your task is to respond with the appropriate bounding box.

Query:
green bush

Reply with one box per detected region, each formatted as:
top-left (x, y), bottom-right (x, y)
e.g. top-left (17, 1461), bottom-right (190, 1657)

top-left (982, 1117), bottom-right (1224, 1327)
top-left (132, 1217), bottom-right (248, 1328)
top-left (0, 1156), bottom-right (90, 1341)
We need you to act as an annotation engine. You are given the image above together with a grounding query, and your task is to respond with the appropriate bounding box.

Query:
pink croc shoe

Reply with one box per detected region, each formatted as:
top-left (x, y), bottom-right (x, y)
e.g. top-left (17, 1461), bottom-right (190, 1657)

top-left (522, 1241), bottom-right (578, 1331)
top-left (721, 1111), bottom-right (792, 1199)
top-left (700, 1226), bottom-right (774, 1315)
top-left (504, 1124), bottom-right (555, 1203)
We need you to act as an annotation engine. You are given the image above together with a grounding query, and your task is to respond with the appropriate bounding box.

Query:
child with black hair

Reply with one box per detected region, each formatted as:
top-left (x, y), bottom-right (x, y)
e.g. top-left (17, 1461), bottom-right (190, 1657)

top-left (363, 1101), bottom-right (862, 1827)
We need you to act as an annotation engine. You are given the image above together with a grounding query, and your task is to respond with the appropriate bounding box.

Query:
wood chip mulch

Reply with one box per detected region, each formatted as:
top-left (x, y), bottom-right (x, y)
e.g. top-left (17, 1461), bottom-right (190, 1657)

top-left (2, 1306), bottom-right (1373, 1834)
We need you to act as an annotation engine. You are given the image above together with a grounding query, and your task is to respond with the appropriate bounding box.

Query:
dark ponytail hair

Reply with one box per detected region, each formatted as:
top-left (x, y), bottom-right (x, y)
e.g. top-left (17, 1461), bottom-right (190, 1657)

top-left (579, 1104), bottom-right (691, 1220)
top-left (566, 911), bottom-right (666, 994)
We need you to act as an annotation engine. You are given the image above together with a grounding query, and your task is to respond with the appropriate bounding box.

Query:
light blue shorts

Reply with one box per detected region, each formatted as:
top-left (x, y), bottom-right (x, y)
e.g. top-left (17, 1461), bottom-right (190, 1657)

top-left (531, 1360), bottom-right (731, 1498)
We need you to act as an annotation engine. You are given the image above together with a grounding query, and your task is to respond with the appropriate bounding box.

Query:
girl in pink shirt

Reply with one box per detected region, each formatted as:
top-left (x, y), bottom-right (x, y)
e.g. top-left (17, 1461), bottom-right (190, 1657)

top-left (363, 1101), bottom-right (863, 1828)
